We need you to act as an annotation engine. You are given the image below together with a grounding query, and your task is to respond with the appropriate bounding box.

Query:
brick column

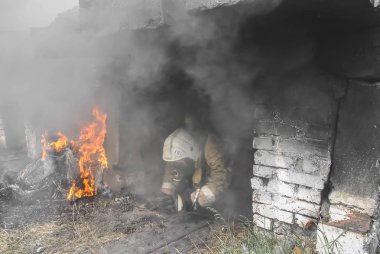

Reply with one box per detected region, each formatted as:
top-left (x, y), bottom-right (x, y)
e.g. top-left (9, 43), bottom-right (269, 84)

top-left (251, 96), bottom-right (338, 232)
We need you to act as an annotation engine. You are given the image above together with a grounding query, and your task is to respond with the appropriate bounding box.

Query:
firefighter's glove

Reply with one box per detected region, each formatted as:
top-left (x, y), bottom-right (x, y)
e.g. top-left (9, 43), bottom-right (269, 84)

top-left (191, 185), bottom-right (216, 208)
top-left (145, 194), bottom-right (176, 213)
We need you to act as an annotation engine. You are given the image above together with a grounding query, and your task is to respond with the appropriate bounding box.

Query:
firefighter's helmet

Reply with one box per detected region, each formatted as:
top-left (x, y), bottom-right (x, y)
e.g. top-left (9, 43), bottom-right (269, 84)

top-left (163, 128), bottom-right (200, 162)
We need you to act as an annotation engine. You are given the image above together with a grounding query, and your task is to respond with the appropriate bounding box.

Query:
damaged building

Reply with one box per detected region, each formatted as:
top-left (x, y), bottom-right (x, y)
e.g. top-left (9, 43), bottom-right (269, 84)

top-left (1, 0), bottom-right (380, 253)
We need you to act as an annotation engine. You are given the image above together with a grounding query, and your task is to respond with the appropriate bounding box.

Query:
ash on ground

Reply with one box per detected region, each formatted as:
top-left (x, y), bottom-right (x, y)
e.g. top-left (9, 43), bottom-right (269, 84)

top-left (0, 191), bottom-right (167, 254)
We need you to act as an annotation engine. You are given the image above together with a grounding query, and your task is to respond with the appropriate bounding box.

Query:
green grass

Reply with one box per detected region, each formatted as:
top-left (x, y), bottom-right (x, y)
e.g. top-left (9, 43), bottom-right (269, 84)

top-left (191, 217), bottom-right (316, 254)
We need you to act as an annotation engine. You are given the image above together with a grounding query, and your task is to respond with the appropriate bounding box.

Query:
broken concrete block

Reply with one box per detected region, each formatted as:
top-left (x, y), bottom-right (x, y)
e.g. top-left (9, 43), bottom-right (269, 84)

top-left (277, 169), bottom-right (325, 190)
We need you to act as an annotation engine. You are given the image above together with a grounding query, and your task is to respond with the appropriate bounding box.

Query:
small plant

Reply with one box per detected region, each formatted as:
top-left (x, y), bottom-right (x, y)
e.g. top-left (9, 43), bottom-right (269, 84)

top-left (191, 216), bottom-right (316, 254)
top-left (317, 223), bottom-right (345, 254)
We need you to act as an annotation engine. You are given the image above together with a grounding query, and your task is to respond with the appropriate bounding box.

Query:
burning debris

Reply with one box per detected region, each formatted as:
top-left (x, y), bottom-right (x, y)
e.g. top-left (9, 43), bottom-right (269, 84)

top-left (0, 106), bottom-right (109, 202)
top-left (65, 106), bottom-right (108, 200)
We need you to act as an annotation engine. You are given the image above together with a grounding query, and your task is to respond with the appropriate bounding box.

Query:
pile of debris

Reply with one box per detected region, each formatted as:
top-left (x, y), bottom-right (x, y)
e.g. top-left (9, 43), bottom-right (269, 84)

top-left (0, 106), bottom-right (109, 203)
top-left (0, 149), bottom-right (74, 203)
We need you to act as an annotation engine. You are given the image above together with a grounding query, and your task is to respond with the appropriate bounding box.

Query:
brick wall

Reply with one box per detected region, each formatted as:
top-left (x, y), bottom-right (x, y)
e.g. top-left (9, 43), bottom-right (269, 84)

top-left (251, 81), bottom-right (340, 231)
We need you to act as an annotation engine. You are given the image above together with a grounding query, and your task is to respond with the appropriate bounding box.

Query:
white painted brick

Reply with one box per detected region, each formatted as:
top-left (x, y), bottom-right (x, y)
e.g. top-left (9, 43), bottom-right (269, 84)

top-left (252, 165), bottom-right (276, 178)
top-left (271, 195), bottom-right (320, 218)
top-left (302, 159), bottom-right (319, 174)
top-left (252, 190), bottom-right (272, 204)
top-left (252, 203), bottom-right (294, 224)
top-left (296, 186), bottom-right (321, 204)
top-left (267, 179), bottom-right (296, 197)
top-left (254, 150), bottom-right (331, 179)
top-left (254, 150), bottom-right (293, 168)
top-left (317, 223), bottom-right (369, 254)
top-left (253, 214), bottom-right (272, 230)
top-left (253, 137), bottom-right (273, 150)
top-left (303, 157), bottom-right (331, 178)
top-left (251, 177), bottom-right (266, 190)
top-left (255, 120), bottom-right (275, 135)
top-left (277, 169), bottom-right (325, 189)
top-left (294, 214), bottom-right (316, 229)
top-left (276, 138), bottom-right (330, 157)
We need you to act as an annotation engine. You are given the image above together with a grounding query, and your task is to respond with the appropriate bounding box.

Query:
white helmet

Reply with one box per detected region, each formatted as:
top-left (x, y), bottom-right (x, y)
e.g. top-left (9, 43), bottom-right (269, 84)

top-left (163, 128), bottom-right (200, 162)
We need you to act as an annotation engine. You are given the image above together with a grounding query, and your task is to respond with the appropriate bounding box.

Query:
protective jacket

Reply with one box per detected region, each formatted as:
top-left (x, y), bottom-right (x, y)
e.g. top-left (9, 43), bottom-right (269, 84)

top-left (161, 132), bottom-right (231, 207)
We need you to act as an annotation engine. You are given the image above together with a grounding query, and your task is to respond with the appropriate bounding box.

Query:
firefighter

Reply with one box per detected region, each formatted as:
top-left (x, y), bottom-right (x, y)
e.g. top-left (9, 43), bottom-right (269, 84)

top-left (160, 128), bottom-right (231, 211)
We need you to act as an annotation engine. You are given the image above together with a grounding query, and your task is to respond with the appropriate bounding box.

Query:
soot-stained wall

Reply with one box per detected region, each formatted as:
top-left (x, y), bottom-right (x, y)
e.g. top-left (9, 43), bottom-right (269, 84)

top-left (8, 0), bottom-right (380, 243)
top-left (73, 1), bottom-right (380, 221)
top-left (251, 77), bottom-right (343, 230)
top-left (103, 3), bottom-right (351, 217)
top-left (316, 82), bottom-right (380, 254)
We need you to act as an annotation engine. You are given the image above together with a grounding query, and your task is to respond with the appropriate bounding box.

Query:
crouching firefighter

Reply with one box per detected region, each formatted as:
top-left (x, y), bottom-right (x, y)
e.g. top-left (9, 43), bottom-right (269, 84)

top-left (160, 128), bottom-right (231, 212)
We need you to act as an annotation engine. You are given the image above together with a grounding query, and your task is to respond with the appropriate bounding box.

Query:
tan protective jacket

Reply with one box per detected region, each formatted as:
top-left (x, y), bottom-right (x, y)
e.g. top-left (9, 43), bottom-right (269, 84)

top-left (161, 134), bottom-right (231, 207)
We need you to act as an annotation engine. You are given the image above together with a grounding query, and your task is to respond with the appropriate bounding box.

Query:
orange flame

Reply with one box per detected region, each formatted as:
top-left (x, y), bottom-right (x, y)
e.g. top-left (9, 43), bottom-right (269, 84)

top-left (41, 131), bottom-right (69, 160)
top-left (67, 106), bottom-right (108, 200)
top-left (40, 106), bottom-right (108, 201)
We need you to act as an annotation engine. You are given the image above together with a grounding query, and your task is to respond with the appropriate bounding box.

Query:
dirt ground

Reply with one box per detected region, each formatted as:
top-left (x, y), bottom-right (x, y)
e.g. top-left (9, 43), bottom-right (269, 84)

top-left (0, 190), bottom-right (212, 254)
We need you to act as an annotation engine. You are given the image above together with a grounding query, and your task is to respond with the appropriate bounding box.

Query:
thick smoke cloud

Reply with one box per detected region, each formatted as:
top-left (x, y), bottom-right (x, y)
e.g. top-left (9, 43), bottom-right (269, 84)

top-left (0, 0), bottom-right (77, 30)
top-left (0, 0), bottom-right (330, 215)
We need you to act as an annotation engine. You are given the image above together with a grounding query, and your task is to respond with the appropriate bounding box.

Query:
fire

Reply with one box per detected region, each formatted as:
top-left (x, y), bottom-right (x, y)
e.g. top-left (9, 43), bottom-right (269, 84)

top-left (67, 106), bottom-right (108, 200)
top-left (41, 131), bottom-right (69, 160)
top-left (40, 106), bottom-right (108, 201)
